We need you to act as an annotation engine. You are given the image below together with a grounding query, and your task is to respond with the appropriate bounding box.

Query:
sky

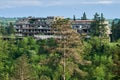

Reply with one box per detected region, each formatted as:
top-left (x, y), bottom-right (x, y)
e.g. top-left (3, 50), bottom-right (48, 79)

top-left (0, 0), bottom-right (120, 19)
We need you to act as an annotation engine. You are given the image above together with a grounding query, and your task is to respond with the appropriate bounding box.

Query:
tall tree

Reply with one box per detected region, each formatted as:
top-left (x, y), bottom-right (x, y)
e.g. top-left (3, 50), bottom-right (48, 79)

top-left (73, 15), bottom-right (76, 21)
top-left (111, 19), bottom-right (120, 41)
top-left (51, 19), bottom-right (90, 80)
top-left (90, 13), bottom-right (107, 38)
top-left (81, 12), bottom-right (87, 20)
top-left (99, 13), bottom-right (107, 38)
top-left (90, 13), bottom-right (100, 36)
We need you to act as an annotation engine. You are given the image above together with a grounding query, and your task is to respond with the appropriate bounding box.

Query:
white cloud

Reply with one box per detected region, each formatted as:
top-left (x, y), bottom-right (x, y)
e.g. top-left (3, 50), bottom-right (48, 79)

top-left (0, 0), bottom-right (119, 9)
top-left (37, 0), bottom-right (114, 7)
top-left (77, 0), bottom-right (113, 4)
top-left (0, 0), bottom-right (42, 9)
top-left (98, 0), bottom-right (113, 4)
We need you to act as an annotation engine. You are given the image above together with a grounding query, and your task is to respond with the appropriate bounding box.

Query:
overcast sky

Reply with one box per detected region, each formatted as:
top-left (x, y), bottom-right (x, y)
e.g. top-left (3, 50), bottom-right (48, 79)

top-left (0, 0), bottom-right (119, 19)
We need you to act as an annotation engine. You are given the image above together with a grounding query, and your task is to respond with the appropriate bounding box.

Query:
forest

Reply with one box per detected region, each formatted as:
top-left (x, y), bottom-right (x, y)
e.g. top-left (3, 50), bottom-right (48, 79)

top-left (0, 13), bottom-right (120, 80)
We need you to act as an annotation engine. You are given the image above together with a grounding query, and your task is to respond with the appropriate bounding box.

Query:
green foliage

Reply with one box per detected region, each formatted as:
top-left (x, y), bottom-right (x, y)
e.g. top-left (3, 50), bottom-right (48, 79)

top-left (83, 36), bottom-right (117, 80)
top-left (0, 22), bottom-right (15, 36)
top-left (112, 19), bottom-right (120, 41)
top-left (0, 26), bottom-right (7, 35)
top-left (93, 64), bottom-right (106, 80)
top-left (13, 54), bottom-right (37, 80)
top-left (81, 12), bottom-right (87, 20)
top-left (90, 13), bottom-right (107, 37)
top-left (7, 22), bottom-right (15, 35)
top-left (40, 75), bottom-right (51, 80)
top-left (0, 15), bottom-right (119, 80)
top-left (0, 31), bottom-right (119, 80)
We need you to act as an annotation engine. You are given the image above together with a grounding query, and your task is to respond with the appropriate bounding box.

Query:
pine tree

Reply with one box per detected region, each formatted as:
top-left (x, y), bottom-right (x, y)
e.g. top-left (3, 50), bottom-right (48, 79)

top-left (73, 15), bottom-right (76, 21)
top-left (14, 55), bottom-right (36, 80)
top-left (90, 13), bottom-right (100, 36)
top-left (90, 13), bottom-right (107, 37)
top-left (51, 19), bottom-right (90, 80)
top-left (81, 12), bottom-right (87, 20)
top-left (111, 19), bottom-right (120, 41)
top-left (99, 13), bottom-right (107, 38)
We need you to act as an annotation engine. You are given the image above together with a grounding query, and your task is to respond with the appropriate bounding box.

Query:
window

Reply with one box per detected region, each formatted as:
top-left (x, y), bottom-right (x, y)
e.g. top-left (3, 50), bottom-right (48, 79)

top-left (79, 25), bottom-right (82, 28)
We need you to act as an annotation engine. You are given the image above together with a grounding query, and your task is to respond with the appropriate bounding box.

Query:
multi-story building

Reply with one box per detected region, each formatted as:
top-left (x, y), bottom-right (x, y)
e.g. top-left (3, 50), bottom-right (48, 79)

top-left (71, 19), bottom-right (111, 37)
top-left (72, 20), bottom-right (94, 35)
top-left (15, 17), bottom-right (50, 36)
top-left (15, 16), bottom-right (111, 39)
top-left (15, 16), bottom-right (64, 39)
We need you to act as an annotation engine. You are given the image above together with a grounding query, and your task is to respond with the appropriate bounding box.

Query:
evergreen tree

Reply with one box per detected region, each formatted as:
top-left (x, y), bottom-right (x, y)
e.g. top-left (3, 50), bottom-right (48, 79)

top-left (81, 12), bottom-right (87, 20)
top-left (111, 19), bottom-right (120, 41)
top-left (52, 19), bottom-right (89, 80)
top-left (84, 37), bottom-right (114, 80)
top-left (99, 13), bottom-right (107, 37)
top-left (90, 13), bottom-right (107, 37)
top-left (7, 22), bottom-right (15, 35)
top-left (73, 15), bottom-right (76, 21)
top-left (14, 55), bottom-right (36, 80)
top-left (90, 13), bottom-right (100, 36)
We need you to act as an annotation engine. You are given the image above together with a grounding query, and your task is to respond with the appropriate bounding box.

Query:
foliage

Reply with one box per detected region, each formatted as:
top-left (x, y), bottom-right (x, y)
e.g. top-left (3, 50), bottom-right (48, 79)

top-left (0, 16), bottom-right (119, 80)
top-left (81, 12), bottom-right (87, 20)
top-left (90, 13), bottom-right (107, 37)
top-left (0, 22), bottom-right (15, 36)
top-left (112, 19), bottom-right (120, 41)
top-left (51, 19), bottom-right (88, 80)
top-left (0, 34), bottom-right (119, 80)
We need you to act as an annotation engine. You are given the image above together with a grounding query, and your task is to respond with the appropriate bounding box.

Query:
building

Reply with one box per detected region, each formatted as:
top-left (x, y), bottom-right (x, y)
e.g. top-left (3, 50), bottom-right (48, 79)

top-left (71, 20), bottom-right (111, 37)
top-left (15, 16), bottom-right (111, 39)
top-left (15, 17), bottom-right (50, 37)
top-left (71, 20), bottom-right (94, 36)
top-left (15, 16), bottom-right (64, 39)
top-left (103, 20), bottom-right (112, 36)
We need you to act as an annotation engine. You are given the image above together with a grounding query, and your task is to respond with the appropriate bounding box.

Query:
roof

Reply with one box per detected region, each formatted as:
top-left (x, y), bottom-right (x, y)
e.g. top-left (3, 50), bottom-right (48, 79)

top-left (71, 20), bottom-right (94, 22)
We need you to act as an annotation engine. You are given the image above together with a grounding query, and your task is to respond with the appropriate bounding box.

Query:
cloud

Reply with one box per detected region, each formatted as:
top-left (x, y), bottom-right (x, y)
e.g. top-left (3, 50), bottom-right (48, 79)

top-left (37, 0), bottom-right (114, 6)
top-left (74, 0), bottom-right (113, 5)
top-left (0, 0), bottom-right (119, 9)
top-left (97, 0), bottom-right (113, 4)
top-left (0, 0), bottom-right (42, 9)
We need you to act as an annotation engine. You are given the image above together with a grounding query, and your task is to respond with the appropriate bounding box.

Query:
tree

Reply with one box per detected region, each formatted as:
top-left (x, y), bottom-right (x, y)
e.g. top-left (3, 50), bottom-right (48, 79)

top-left (83, 37), bottom-right (114, 80)
top-left (81, 12), bottom-right (87, 20)
top-left (93, 64), bottom-right (106, 80)
top-left (90, 13), bottom-right (100, 36)
top-left (39, 75), bottom-right (51, 80)
top-left (0, 39), bottom-right (10, 80)
top-left (111, 19), bottom-right (120, 41)
top-left (7, 22), bottom-right (15, 35)
top-left (73, 15), bottom-right (76, 21)
top-left (14, 55), bottom-right (36, 80)
top-left (90, 13), bottom-right (107, 38)
top-left (111, 42), bottom-right (120, 79)
top-left (51, 19), bottom-right (89, 80)
top-left (99, 13), bottom-right (107, 38)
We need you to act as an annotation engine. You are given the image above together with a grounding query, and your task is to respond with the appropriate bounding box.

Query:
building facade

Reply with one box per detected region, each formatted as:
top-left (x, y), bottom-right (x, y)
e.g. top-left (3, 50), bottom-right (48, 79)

top-left (15, 16), bottom-right (64, 39)
top-left (72, 20), bottom-right (94, 35)
top-left (71, 20), bottom-right (111, 37)
top-left (15, 16), bottom-right (111, 39)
